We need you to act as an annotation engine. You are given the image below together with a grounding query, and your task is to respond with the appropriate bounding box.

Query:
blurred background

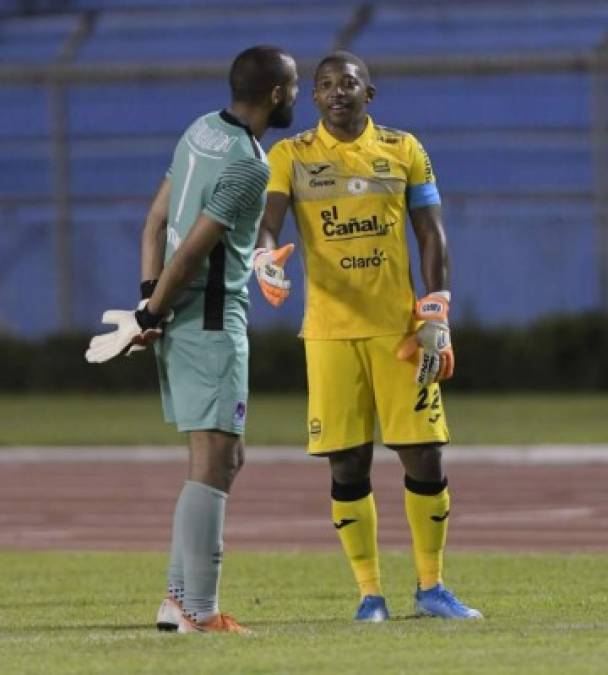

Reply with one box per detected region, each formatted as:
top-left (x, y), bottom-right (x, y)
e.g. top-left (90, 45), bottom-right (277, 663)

top-left (1, 0), bottom-right (608, 396)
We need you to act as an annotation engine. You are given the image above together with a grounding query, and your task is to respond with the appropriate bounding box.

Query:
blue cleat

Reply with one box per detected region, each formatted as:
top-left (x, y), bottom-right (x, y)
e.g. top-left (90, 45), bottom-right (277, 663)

top-left (415, 584), bottom-right (483, 619)
top-left (355, 595), bottom-right (390, 622)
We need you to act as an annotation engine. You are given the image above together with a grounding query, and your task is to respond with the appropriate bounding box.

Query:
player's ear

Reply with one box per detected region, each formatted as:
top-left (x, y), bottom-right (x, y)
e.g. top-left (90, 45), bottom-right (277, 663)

top-left (365, 84), bottom-right (376, 103)
top-left (270, 84), bottom-right (283, 106)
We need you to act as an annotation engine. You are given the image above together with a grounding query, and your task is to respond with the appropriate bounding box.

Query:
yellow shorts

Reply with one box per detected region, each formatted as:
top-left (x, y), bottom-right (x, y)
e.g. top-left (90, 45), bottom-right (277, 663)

top-left (304, 335), bottom-right (450, 454)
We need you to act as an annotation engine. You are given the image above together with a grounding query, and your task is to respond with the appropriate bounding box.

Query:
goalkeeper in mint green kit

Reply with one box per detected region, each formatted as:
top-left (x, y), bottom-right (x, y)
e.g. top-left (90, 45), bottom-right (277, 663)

top-left (86, 46), bottom-right (298, 635)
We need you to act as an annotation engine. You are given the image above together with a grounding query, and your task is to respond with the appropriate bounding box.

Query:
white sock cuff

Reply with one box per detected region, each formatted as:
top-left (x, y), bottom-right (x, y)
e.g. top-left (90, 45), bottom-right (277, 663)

top-left (185, 480), bottom-right (228, 501)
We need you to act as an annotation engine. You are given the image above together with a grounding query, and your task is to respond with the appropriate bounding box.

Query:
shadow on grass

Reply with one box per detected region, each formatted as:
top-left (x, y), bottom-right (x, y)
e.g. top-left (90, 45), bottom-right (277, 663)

top-left (1, 614), bottom-right (422, 635)
top-left (244, 613), bottom-right (419, 628)
top-left (0, 623), bottom-right (153, 634)
top-left (0, 599), bottom-right (140, 610)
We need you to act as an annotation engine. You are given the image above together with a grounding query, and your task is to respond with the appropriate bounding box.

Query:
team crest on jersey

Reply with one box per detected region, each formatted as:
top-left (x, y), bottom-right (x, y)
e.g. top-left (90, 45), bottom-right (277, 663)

top-left (372, 158), bottom-right (390, 173)
top-left (309, 418), bottom-right (322, 439)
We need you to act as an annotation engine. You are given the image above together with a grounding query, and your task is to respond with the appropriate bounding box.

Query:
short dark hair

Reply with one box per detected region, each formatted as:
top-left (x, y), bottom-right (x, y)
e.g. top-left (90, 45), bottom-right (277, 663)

top-left (229, 46), bottom-right (292, 104)
top-left (314, 50), bottom-right (371, 86)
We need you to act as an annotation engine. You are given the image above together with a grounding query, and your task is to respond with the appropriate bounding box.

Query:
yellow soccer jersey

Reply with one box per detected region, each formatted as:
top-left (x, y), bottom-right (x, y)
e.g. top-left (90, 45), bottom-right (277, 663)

top-left (267, 116), bottom-right (441, 339)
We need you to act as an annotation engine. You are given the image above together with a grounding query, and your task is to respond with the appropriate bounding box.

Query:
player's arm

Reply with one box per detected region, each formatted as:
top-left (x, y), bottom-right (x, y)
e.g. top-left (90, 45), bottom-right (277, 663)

top-left (397, 137), bottom-right (454, 384)
top-left (400, 204), bottom-right (454, 385)
top-left (253, 140), bottom-right (295, 306)
top-left (254, 192), bottom-right (295, 306)
top-left (146, 214), bottom-right (224, 316)
top-left (86, 158), bottom-right (267, 363)
top-left (86, 214), bottom-right (224, 364)
top-left (257, 191), bottom-right (289, 249)
top-left (410, 204), bottom-right (450, 293)
top-left (140, 177), bottom-right (171, 300)
top-left (147, 156), bottom-right (270, 317)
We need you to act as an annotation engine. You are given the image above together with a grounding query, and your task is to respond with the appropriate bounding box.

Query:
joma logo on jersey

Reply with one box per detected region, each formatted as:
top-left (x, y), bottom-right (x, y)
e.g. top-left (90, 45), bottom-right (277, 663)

top-left (341, 248), bottom-right (388, 270)
top-left (308, 163), bottom-right (332, 175)
top-left (321, 206), bottom-right (395, 240)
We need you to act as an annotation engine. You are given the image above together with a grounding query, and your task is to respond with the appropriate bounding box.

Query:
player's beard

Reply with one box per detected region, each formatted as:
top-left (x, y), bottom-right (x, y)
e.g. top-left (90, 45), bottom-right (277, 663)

top-left (268, 98), bottom-right (294, 128)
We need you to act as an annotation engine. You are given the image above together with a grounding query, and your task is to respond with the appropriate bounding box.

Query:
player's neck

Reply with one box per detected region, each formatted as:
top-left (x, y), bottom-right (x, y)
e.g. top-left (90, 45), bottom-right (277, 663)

top-left (322, 116), bottom-right (368, 143)
top-left (226, 104), bottom-right (267, 140)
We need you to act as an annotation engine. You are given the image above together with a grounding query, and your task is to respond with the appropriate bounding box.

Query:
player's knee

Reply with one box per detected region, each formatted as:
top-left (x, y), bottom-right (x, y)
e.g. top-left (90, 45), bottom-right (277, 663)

top-left (329, 443), bottom-right (373, 483)
top-left (188, 430), bottom-right (244, 490)
top-left (215, 436), bottom-right (244, 481)
top-left (398, 442), bottom-right (444, 482)
top-left (232, 440), bottom-right (245, 474)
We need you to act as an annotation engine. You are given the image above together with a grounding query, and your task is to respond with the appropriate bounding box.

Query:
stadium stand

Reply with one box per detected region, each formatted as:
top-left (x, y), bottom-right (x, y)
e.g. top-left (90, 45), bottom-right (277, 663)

top-left (77, 9), bottom-right (350, 62)
top-left (0, 1), bottom-right (606, 335)
top-left (352, 4), bottom-right (608, 56)
top-left (0, 13), bottom-right (79, 63)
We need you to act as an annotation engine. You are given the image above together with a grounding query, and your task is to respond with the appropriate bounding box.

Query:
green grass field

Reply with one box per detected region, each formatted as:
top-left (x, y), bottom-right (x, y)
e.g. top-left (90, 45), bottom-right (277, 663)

top-left (2, 550), bottom-right (607, 675)
top-left (1, 393), bottom-right (607, 446)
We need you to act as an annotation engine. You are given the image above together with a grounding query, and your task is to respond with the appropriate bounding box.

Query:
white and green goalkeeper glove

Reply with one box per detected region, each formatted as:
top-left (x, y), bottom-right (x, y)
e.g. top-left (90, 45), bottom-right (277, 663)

top-left (85, 301), bottom-right (172, 364)
top-left (397, 291), bottom-right (455, 386)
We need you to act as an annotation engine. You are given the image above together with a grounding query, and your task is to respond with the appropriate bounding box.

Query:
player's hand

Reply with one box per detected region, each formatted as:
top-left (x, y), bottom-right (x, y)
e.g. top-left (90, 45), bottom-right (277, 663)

top-left (253, 243), bottom-right (295, 307)
top-left (396, 291), bottom-right (454, 386)
top-left (123, 299), bottom-right (160, 356)
top-left (85, 302), bottom-right (172, 364)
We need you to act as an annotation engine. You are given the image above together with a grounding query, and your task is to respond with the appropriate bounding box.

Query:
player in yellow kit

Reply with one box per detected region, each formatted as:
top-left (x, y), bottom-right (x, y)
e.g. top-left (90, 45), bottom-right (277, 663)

top-left (255, 52), bottom-right (482, 621)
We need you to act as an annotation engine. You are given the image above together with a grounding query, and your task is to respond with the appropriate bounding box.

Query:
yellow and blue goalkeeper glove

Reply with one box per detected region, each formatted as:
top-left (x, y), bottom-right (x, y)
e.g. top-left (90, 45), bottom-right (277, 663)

top-left (253, 243), bottom-right (295, 307)
top-left (397, 291), bottom-right (454, 386)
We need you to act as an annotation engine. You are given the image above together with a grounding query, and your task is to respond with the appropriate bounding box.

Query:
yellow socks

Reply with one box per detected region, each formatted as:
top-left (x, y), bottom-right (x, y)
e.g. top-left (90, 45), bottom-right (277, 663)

top-left (331, 479), bottom-right (382, 598)
top-left (331, 475), bottom-right (450, 596)
top-left (404, 475), bottom-right (450, 590)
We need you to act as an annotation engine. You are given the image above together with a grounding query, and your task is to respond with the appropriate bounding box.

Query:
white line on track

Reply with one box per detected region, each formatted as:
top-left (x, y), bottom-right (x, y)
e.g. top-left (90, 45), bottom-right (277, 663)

top-left (0, 445), bottom-right (607, 464)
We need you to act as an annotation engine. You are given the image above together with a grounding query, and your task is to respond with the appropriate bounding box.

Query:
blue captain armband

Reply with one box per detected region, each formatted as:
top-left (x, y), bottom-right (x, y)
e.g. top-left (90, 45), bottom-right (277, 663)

top-left (407, 183), bottom-right (441, 210)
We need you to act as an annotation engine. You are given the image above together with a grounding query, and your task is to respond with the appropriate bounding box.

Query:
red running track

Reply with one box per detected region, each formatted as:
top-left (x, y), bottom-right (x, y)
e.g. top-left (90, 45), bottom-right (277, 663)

top-left (2, 455), bottom-right (607, 552)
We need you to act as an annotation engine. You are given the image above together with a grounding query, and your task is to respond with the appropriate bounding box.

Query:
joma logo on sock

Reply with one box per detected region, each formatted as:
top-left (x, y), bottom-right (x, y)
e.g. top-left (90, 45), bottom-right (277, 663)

top-left (333, 518), bottom-right (357, 529)
top-left (431, 510), bottom-right (450, 522)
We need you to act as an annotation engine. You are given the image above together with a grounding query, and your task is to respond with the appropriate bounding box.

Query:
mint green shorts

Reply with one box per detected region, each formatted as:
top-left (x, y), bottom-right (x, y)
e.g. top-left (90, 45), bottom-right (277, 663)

top-left (154, 323), bottom-right (249, 434)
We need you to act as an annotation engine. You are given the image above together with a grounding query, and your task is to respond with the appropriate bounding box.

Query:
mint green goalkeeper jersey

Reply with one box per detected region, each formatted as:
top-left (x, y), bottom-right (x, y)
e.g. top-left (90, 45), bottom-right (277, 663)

top-left (165, 109), bottom-right (269, 333)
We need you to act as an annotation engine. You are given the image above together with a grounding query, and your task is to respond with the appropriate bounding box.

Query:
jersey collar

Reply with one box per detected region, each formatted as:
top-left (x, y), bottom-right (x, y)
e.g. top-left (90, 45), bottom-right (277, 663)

top-left (220, 109), bottom-right (255, 137)
top-left (316, 115), bottom-right (375, 149)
